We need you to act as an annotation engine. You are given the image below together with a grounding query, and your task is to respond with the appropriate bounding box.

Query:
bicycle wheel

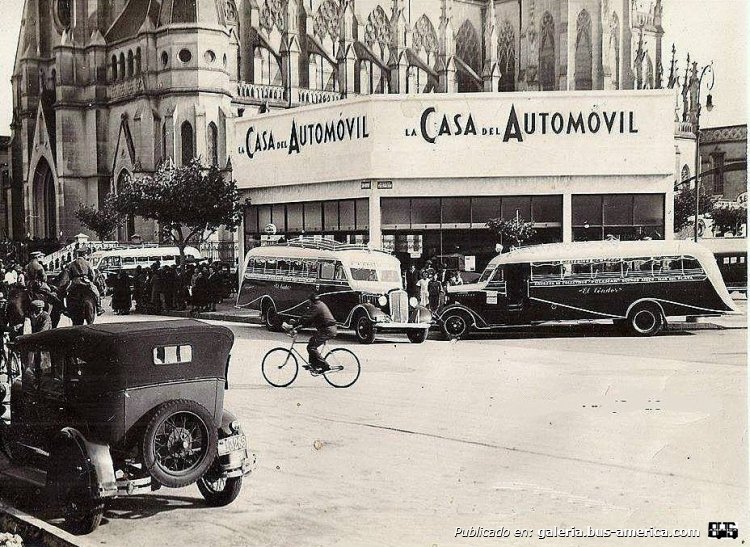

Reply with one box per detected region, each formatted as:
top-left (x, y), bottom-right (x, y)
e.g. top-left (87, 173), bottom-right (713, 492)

top-left (261, 348), bottom-right (299, 387)
top-left (322, 348), bottom-right (360, 388)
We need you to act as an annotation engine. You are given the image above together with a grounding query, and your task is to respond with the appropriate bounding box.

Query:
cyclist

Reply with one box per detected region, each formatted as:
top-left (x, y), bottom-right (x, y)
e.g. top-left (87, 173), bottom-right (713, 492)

top-left (284, 293), bottom-right (337, 373)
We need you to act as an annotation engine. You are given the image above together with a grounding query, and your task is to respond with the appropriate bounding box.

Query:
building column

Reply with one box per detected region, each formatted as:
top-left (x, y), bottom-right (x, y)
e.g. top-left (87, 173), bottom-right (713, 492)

top-left (369, 193), bottom-right (382, 250)
top-left (562, 192), bottom-right (573, 243)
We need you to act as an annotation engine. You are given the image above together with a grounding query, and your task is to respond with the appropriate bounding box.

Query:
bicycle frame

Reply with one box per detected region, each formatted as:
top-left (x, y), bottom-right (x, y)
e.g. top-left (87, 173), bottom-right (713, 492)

top-left (283, 332), bottom-right (329, 368)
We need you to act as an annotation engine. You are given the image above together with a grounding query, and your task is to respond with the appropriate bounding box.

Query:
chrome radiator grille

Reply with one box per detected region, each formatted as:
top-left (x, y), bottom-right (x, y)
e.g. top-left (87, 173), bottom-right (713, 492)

top-left (389, 290), bottom-right (409, 323)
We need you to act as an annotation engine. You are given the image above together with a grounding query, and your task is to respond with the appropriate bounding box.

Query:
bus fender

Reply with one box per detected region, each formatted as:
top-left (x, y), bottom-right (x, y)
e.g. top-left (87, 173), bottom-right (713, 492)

top-left (49, 427), bottom-right (118, 499)
top-left (346, 304), bottom-right (384, 326)
top-left (625, 299), bottom-right (665, 319)
top-left (437, 304), bottom-right (482, 327)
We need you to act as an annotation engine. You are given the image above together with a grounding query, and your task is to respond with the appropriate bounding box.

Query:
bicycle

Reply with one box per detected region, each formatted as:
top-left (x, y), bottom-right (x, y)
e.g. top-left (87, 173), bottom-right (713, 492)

top-left (261, 329), bottom-right (360, 388)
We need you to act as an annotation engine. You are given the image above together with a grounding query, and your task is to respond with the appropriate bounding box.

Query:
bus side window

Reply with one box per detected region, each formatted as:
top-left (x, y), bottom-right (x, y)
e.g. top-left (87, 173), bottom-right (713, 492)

top-left (657, 257), bottom-right (681, 274)
top-left (682, 256), bottom-right (703, 273)
top-left (320, 262), bottom-right (335, 280)
top-left (571, 263), bottom-right (592, 277)
top-left (334, 264), bottom-right (347, 281)
top-left (306, 261), bottom-right (319, 278)
top-left (266, 259), bottom-right (277, 275)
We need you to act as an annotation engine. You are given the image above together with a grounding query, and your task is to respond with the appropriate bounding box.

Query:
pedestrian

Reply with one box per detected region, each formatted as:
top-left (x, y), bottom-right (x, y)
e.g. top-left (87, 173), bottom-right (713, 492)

top-left (417, 271), bottom-right (430, 307)
top-left (405, 264), bottom-right (419, 298)
top-left (111, 270), bottom-right (132, 315)
top-left (29, 300), bottom-right (52, 333)
top-left (150, 267), bottom-right (164, 314)
top-left (428, 272), bottom-right (443, 311)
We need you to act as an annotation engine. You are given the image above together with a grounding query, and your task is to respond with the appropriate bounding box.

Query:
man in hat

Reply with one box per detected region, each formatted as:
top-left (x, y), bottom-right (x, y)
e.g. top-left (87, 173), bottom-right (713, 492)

top-left (25, 251), bottom-right (47, 286)
top-left (65, 248), bottom-right (103, 315)
top-left (29, 300), bottom-right (52, 333)
top-left (284, 293), bottom-right (337, 373)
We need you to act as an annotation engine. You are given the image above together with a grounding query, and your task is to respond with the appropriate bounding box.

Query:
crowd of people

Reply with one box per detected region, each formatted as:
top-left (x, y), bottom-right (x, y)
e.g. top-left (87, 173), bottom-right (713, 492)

top-left (403, 260), bottom-right (465, 313)
top-left (118, 262), bottom-right (233, 316)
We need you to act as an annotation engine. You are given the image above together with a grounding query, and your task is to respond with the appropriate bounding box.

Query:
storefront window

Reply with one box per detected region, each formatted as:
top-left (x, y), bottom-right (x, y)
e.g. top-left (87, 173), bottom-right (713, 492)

top-left (572, 195), bottom-right (602, 227)
top-left (442, 198), bottom-right (471, 224)
top-left (304, 202), bottom-right (323, 232)
top-left (411, 198), bottom-right (441, 226)
top-left (272, 204), bottom-right (286, 233)
top-left (633, 194), bottom-right (664, 225)
top-left (603, 195), bottom-right (632, 225)
top-left (531, 196), bottom-right (563, 223)
top-left (244, 206), bottom-right (258, 234)
top-left (340, 200), bottom-right (355, 231)
top-left (381, 198), bottom-right (411, 227)
top-left (471, 197), bottom-right (502, 225)
top-left (286, 202), bottom-right (304, 232)
top-left (355, 199), bottom-right (369, 230)
top-left (258, 205), bottom-right (272, 231)
top-left (323, 201), bottom-right (339, 231)
top-left (501, 196), bottom-right (531, 220)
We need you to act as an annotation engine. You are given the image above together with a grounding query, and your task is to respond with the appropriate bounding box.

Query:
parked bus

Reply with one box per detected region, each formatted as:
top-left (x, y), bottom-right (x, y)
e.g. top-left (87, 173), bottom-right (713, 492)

top-left (697, 238), bottom-right (747, 293)
top-left (237, 237), bottom-right (433, 343)
top-left (437, 240), bottom-right (737, 339)
top-left (90, 246), bottom-right (203, 274)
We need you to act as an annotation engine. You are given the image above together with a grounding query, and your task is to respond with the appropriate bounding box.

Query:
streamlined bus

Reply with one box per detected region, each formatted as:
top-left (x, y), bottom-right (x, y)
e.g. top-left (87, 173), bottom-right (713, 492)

top-left (90, 246), bottom-right (203, 274)
top-left (237, 238), bottom-right (433, 343)
top-left (437, 240), bottom-right (738, 339)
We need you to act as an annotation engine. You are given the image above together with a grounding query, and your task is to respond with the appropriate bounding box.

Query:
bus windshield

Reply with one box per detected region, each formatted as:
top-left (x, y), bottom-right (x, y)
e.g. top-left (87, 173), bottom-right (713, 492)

top-left (479, 267), bottom-right (495, 283)
top-left (348, 268), bottom-right (402, 284)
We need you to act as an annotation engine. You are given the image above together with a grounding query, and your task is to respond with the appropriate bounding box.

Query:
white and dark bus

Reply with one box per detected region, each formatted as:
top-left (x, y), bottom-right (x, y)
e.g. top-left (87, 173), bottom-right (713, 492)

top-left (90, 246), bottom-right (203, 274)
top-left (437, 240), bottom-right (738, 339)
top-left (237, 238), bottom-right (433, 343)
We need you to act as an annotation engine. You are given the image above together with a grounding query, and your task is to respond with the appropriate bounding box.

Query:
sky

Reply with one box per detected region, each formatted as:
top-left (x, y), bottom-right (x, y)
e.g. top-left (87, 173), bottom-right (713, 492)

top-left (0, 0), bottom-right (746, 135)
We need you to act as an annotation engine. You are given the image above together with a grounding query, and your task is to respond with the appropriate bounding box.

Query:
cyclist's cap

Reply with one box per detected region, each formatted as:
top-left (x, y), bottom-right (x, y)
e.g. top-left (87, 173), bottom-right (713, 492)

top-left (30, 251), bottom-right (44, 258)
top-left (309, 292), bottom-right (320, 301)
top-left (31, 300), bottom-right (45, 309)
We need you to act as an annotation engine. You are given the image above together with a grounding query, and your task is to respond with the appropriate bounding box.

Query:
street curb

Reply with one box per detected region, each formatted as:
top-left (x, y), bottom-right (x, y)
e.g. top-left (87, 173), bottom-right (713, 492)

top-left (0, 502), bottom-right (98, 547)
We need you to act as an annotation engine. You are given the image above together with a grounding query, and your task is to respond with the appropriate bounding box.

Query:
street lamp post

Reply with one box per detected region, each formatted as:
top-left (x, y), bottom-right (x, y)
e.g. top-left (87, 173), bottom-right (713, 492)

top-left (693, 61), bottom-right (715, 242)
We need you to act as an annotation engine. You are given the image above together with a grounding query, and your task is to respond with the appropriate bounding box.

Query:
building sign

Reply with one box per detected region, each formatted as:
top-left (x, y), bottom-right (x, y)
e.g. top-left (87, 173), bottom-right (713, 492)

top-left (234, 91), bottom-right (674, 189)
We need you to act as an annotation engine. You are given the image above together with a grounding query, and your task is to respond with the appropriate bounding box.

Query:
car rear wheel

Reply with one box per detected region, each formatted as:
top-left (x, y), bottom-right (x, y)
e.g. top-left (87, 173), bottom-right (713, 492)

top-left (627, 303), bottom-right (664, 337)
top-left (142, 400), bottom-right (218, 488)
top-left (406, 329), bottom-right (429, 343)
top-left (197, 472), bottom-right (243, 507)
top-left (47, 442), bottom-right (104, 535)
top-left (355, 315), bottom-right (376, 344)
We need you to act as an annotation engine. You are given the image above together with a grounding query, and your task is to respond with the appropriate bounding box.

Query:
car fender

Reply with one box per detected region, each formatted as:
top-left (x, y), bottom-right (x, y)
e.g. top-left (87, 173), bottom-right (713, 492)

top-left (50, 428), bottom-right (118, 499)
top-left (219, 409), bottom-right (240, 436)
top-left (411, 306), bottom-right (433, 324)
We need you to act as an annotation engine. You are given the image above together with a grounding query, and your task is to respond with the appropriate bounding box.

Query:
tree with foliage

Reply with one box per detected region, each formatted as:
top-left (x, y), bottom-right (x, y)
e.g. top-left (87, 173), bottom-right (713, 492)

top-left (486, 216), bottom-right (536, 251)
top-left (112, 159), bottom-right (243, 264)
top-left (673, 185), bottom-right (717, 233)
top-left (710, 205), bottom-right (747, 236)
top-left (75, 195), bottom-right (124, 241)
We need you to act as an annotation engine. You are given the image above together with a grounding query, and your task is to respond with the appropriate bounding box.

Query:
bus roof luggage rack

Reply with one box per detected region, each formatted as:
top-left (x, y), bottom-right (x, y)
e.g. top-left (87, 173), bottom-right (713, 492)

top-left (271, 236), bottom-right (378, 252)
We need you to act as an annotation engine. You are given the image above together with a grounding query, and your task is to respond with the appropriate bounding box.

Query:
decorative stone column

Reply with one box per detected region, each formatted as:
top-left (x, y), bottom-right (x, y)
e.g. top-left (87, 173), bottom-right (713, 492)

top-left (337, 1), bottom-right (357, 95)
top-left (482, 0), bottom-right (499, 92)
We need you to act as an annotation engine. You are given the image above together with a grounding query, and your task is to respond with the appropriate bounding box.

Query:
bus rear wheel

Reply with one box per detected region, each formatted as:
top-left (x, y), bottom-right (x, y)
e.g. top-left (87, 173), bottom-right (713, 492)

top-left (627, 303), bottom-right (664, 337)
top-left (262, 303), bottom-right (281, 332)
top-left (406, 329), bottom-right (429, 343)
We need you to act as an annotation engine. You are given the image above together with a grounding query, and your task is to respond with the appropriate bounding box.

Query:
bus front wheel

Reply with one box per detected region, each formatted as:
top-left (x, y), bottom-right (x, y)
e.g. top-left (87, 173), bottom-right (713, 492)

top-left (355, 315), bottom-right (376, 344)
top-left (627, 303), bottom-right (664, 337)
top-left (441, 312), bottom-right (471, 340)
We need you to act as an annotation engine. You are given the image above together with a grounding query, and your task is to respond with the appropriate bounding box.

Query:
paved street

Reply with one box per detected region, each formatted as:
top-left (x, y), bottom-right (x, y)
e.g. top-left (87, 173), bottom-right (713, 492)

top-left (1, 306), bottom-right (747, 546)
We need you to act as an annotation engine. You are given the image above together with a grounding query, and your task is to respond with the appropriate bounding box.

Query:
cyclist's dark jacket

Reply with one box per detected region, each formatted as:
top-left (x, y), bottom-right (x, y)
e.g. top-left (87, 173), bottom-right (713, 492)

top-left (299, 300), bottom-right (337, 333)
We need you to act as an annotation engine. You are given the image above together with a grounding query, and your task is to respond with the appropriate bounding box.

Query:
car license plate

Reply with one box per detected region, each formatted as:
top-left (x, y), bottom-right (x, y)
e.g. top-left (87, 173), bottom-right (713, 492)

top-left (218, 434), bottom-right (247, 456)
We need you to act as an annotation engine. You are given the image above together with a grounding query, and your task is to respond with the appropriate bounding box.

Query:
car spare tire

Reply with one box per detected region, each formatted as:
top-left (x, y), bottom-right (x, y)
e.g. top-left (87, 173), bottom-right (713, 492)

top-left (142, 400), bottom-right (218, 488)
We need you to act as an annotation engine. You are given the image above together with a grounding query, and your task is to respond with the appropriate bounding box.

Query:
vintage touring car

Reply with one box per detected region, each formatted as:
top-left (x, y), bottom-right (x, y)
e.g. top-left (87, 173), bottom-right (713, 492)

top-left (0, 320), bottom-right (253, 534)
top-left (237, 237), bottom-right (432, 343)
top-left (437, 240), bottom-right (738, 339)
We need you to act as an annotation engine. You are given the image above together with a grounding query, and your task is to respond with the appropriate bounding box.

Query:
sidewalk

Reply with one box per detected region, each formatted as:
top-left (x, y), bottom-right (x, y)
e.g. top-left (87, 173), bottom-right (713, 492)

top-left (152, 296), bottom-right (747, 330)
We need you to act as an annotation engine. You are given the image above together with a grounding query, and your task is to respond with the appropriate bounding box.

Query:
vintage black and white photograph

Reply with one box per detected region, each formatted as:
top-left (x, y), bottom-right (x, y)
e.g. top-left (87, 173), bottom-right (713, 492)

top-left (0, 0), bottom-right (746, 545)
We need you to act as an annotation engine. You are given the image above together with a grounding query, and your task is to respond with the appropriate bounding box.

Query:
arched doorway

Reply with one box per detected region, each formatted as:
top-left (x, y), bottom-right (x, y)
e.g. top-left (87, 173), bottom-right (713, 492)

top-left (32, 158), bottom-right (57, 239)
top-left (117, 170), bottom-right (135, 241)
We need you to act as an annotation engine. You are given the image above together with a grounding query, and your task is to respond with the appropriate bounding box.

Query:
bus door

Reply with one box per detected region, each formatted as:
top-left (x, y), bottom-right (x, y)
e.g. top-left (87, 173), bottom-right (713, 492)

top-left (505, 263), bottom-right (530, 312)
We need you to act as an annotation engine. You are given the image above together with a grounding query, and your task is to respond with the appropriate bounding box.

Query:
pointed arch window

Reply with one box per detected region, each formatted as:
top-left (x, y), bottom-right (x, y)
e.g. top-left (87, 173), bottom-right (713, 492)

top-left (135, 48), bottom-right (142, 75)
top-left (112, 55), bottom-right (118, 81)
top-left (498, 21), bottom-right (516, 92)
top-left (119, 53), bottom-right (126, 81)
top-left (207, 122), bottom-right (219, 166)
top-left (681, 164), bottom-right (690, 182)
top-left (575, 10), bottom-right (593, 90)
top-left (181, 121), bottom-right (194, 165)
top-left (127, 51), bottom-right (134, 78)
top-left (609, 12), bottom-right (620, 89)
top-left (456, 20), bottom-right (481, 92)
top-left (539, 13), bottom-right (555, 91)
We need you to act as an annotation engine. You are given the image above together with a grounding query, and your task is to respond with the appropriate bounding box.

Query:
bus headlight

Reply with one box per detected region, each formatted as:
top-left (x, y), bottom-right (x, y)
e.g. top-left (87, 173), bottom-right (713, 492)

top-left (377, 295), bottom-right (388, 307)
top-left (409, 297), bottom-right (418, 308)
